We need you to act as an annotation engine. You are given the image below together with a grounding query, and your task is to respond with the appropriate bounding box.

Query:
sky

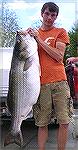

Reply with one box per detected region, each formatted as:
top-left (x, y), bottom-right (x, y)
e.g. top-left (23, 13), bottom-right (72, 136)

top-left (1, 0), bottom-right (78, 32)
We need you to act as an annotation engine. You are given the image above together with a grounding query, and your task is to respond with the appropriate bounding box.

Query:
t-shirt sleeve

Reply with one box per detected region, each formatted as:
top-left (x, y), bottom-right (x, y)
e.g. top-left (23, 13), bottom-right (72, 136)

top-left (56, 28), bottom-right (70, 45)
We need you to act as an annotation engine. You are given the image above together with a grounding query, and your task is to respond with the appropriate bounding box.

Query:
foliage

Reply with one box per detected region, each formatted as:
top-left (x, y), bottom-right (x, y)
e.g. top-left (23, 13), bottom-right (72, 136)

top-left (0, 3), bottom-right (21, 47)
top-left (64, 22), bottom-right (78, 64)
top-left (68, 22), bottom-right (78, 56)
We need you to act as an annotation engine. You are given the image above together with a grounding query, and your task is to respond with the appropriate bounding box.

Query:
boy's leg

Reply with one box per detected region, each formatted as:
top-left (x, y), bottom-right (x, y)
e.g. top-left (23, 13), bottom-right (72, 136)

top-left (38, 126), bottom-right (48, 150)
top-left (51, 81), bottom-right (72, 150)
top-left (33, 84), bottom-right (52, 150)
top-left (57, 124), bottom-right (69, 150)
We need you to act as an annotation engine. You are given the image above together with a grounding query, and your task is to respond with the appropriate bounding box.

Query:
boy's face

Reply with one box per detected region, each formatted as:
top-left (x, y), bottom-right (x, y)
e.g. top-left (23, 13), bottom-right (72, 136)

top-left (41, 7), bottom-right (57, 27)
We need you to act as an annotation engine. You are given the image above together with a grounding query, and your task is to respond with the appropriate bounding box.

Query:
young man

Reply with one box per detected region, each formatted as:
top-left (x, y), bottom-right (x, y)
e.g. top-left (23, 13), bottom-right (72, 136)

top-left (27, 2), bottom-right (73, 150)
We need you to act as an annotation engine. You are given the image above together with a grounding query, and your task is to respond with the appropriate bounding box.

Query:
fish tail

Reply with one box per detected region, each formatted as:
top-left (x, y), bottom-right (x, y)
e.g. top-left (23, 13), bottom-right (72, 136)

top-left (4, 131), bottom-right (15, 146)
top-left (14, 131), bottom-right (23, 147)
top-left (4, 130), bottom-right (23, 147)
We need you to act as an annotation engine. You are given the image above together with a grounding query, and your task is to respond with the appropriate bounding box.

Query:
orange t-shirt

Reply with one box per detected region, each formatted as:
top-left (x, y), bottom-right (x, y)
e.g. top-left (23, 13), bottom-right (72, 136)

top-left (37, 27), bottom-right (70, 85)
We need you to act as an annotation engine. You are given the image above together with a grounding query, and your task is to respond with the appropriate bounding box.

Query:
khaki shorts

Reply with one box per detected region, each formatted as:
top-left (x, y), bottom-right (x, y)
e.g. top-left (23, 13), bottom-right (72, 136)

top-left (33, 80), bottom-right (73, 126)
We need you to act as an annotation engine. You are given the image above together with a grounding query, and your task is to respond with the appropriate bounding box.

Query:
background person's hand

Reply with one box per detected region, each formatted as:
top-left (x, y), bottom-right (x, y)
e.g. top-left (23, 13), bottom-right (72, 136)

top-left (66, 57), bottom-right (76, 64)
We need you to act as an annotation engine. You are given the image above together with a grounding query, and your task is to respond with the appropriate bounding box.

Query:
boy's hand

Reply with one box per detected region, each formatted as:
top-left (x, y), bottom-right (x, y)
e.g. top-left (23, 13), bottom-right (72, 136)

top-left (26, 28), bottom-right (39, 39)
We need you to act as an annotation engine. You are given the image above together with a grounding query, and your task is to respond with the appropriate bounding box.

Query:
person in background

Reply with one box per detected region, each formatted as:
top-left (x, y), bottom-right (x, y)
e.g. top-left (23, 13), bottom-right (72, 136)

top-left (66, 57), bottom-right (78, 106)
top-left (26, 2), bottom-right (73, 150)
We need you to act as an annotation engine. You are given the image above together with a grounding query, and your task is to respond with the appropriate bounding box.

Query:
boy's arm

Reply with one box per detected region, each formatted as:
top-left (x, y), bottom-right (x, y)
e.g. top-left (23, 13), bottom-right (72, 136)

top-left (26, 28), bottom-right (66, 63)
top-left (36, 36), bottom-right (66, 63)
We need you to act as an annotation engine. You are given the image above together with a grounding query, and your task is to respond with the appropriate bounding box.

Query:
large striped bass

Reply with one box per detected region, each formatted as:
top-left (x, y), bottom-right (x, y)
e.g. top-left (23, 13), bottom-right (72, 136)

top-left (4, 31), bottom-right (40, 147)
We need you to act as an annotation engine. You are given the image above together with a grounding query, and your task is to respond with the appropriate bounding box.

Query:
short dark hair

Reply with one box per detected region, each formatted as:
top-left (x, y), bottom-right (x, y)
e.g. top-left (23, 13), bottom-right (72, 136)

top-left (41, 2), bottom-right (59, 16)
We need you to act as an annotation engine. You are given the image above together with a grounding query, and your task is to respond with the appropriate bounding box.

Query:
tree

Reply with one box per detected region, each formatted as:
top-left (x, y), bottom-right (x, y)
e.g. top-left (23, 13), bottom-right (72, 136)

top-left (68, 22), bottom-right (78, 56)
top-left (0, 2), bottom-right (21, 47)
top-left (64, 22), bottom-right (78, 64)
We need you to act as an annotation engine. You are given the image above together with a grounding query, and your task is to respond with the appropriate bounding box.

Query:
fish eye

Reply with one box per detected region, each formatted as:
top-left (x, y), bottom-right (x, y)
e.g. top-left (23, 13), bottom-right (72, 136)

top-left (16, 35), bottom-right (22, 43)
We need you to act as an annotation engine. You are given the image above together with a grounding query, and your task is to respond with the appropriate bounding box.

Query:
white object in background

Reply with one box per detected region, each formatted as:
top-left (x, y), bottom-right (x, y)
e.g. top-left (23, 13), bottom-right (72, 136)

top-left (72, 114), bottom-right (78, 139)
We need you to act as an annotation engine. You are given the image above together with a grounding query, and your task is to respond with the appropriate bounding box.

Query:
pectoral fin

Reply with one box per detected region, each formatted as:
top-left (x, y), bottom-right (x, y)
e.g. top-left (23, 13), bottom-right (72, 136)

top-left (23, 57), bottom-right (33, 71)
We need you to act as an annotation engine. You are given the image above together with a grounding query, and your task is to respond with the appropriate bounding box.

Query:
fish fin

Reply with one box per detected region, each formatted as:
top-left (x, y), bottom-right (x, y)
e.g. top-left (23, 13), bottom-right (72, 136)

top-left (24, 59), bottom-right (33, 71)
top-left (4, 132), bottom-right (15, 146)
top-left (4, 131), bottom-right (23, 147)
top-left (14, 131), bottom-right (23, 147)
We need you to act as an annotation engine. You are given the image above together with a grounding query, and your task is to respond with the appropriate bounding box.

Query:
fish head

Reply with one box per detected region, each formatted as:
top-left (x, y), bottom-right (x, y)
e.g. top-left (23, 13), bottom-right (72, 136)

top-left (16, 32), bottom-right (28, 52)
top-left (13, 32), bottom-right (28, 57)
top-left (14, 31), bottom-right (38, 59)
